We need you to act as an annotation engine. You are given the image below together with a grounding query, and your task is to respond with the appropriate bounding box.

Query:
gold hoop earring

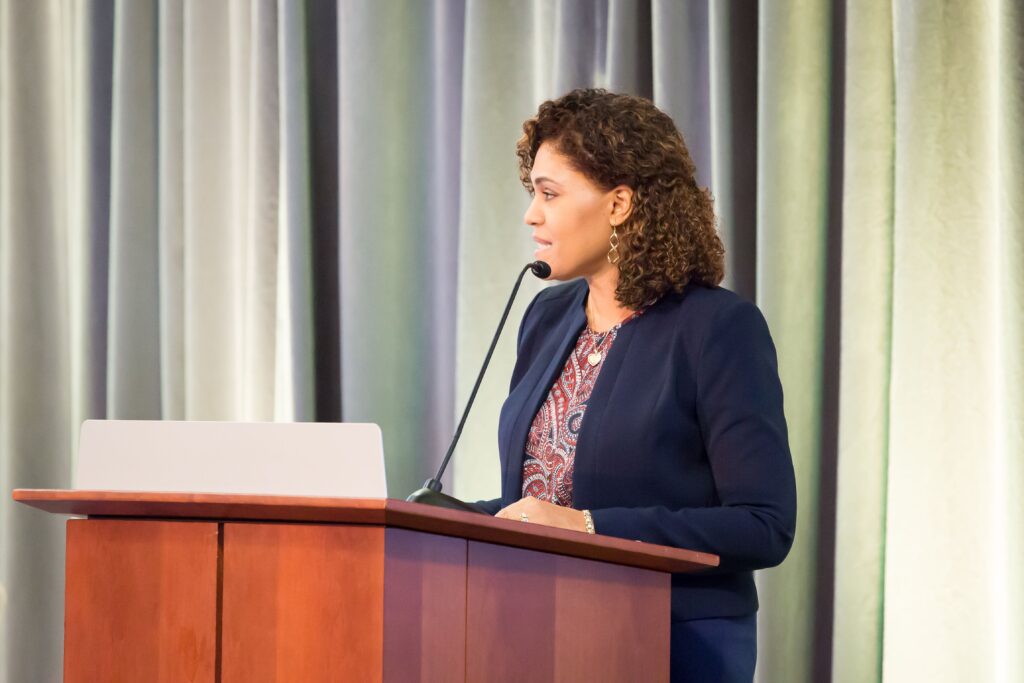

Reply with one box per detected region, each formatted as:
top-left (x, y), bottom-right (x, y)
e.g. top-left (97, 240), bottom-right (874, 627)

top-left (607, 225), bottom-right (621, 264)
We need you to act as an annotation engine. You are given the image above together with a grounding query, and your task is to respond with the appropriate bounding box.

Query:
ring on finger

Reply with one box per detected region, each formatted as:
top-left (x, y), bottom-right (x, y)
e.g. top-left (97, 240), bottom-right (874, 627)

top-left (520, 512), bottom-right (529, 523)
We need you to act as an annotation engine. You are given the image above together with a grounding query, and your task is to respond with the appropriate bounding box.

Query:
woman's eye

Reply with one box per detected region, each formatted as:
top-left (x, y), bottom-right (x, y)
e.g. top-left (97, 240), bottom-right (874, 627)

top-left (543, 192), bottom-right (556, 200)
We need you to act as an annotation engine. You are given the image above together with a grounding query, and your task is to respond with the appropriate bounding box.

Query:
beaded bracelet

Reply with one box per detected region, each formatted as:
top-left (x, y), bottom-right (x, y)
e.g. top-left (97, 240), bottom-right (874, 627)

top-left (582, 509), bottom-right (596, 534)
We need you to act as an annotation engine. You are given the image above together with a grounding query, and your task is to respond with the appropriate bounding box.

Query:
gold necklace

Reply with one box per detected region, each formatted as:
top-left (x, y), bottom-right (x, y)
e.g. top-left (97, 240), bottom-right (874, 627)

top-left (584, 298), bottom-right (639, 367)
top-left (585, 299), bottom-right (614, 367)
top-left (586, 298), bottom-right (632, 332)
top-left (585, 328), bottom-right (612, 367)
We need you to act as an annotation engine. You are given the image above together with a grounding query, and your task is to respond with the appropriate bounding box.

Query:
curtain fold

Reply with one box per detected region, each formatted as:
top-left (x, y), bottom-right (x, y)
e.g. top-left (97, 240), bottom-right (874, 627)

top-left (108, 0), bottom-right (160, 419)
top-left (707, 0), bottom-right (759, 300)
top-left (337, 0), bottom-right (464, 497)
top-left (181, 0), bottom-right (243, 419)
top-left (995, 1), bottom-right (1024, 672)
top-left (1, 3), bottom-right (74, 680)
top-left (755, 2), bottom-right (834, 680)
top-left (157, 0), bottom-right (185, 420)
top-left (277, 0), bottom-right (316, 422)
top-left (652, 0), bottom-right (708, 183)
top-left (606, 0), bottom-right (653, 96)
top-left (1, 2), bottom-right (320, 675)
top-left (877, 2), bottom-right (1024, 679)
top-left (833, 0), bottom-right (894, 679)
top-left (454, 0), bottom-right (546, 502)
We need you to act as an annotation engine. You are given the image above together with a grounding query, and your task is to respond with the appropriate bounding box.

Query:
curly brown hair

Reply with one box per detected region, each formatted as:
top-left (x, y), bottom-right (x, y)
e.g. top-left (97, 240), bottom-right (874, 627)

top-left (516, 88), bottom-right (724, 309)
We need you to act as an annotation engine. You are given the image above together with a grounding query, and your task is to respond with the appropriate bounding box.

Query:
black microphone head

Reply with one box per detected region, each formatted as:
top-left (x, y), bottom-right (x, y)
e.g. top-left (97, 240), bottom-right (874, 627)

top-left (529, 261), bottom-right (552, 279)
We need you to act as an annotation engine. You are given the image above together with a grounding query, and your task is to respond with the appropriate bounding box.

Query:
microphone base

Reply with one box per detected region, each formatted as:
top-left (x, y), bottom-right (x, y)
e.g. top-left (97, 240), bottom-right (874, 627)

top-left (406, 486), bottom-right (487, 514)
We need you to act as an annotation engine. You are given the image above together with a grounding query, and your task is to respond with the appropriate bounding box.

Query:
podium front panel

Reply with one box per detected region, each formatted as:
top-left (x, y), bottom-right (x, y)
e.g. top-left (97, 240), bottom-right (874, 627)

top-left (465, 540), bottom-right (670, 682)
top-left (37, 494), bottom-right (685, 682)
top-left (382, 528), bottom-right (467, 681)
top-left (64, 519), bottom-right (219, 683)
top-left (220, 523), bottom-right (386, 682)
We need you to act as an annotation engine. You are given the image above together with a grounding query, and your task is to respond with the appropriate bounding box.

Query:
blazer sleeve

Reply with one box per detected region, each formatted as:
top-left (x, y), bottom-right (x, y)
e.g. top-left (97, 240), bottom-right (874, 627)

top-left (588, 299), bottom-right (797, 573)
top-left (471, 498), bottom-right (502, 515)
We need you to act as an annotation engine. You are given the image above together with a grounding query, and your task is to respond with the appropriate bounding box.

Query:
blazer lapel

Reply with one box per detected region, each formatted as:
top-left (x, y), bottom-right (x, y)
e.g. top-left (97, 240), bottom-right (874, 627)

top-left (570, 315), bottom-right (638, 508)
top-left (501, 284), bottom-right (588, 503)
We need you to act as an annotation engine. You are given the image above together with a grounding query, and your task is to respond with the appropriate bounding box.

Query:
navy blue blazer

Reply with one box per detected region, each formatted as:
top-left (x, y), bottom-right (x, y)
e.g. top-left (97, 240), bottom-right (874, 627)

top-left (476, 278), bottom-right (797, 621)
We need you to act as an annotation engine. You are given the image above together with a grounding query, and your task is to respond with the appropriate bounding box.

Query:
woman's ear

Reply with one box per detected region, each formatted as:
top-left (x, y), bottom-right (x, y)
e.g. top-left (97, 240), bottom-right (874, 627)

top-left (609, 185), bottom-right (634, 226)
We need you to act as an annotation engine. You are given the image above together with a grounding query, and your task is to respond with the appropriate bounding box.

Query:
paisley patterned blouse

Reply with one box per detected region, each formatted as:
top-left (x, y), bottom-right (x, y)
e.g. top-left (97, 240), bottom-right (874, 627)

top-left (521, 309), bottom-right (645, 506)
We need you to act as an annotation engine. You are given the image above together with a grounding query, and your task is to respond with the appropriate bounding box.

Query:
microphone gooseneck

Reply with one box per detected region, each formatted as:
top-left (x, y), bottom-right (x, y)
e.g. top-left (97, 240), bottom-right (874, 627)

top-left (406, 261), bottom-right (550, 513)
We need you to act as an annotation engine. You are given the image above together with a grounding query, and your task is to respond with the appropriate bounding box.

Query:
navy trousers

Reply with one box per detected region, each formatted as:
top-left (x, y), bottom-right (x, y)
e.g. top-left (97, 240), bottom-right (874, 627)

top-left (670, 614), bottom-right (757, 683)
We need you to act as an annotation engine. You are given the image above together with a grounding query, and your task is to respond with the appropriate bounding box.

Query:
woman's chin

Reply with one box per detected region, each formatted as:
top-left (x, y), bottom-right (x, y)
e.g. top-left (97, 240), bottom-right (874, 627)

top-left (533, 252), bottom-right (585, 282)
top-left (533, 250), bottom-right (557, 274)
top-left (539, 265), bottom-right (571, 281)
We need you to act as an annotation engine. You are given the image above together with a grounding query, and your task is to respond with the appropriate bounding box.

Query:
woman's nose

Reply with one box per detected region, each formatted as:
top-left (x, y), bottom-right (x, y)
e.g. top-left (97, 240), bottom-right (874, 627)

top-left (524, 196), bottom-right (542, 226)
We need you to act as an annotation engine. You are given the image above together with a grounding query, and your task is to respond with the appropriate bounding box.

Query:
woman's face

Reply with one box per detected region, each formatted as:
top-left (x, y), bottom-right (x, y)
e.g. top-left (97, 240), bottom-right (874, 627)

top-left (524, 142), bottom-right (631, 281)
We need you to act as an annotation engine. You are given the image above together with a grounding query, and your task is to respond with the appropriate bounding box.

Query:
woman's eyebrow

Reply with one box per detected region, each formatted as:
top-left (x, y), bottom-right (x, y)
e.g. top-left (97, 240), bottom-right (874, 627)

top-left (531, 176), bottom-right (562, 187)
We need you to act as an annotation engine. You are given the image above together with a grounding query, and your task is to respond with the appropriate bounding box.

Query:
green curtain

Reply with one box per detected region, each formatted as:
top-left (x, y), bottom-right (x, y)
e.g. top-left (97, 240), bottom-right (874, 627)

top-left (756, 1), bottom-right (834, 680)
top-left (1, 1), bottom-right (1022, 681)
top-left (835, 1), bottom-right (1024, 680)
top-left (833, 0), bottom-right (894, 678)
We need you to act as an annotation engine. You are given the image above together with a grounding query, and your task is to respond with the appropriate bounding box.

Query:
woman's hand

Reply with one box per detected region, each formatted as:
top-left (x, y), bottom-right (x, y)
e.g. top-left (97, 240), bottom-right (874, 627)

top-left (495, 496), bottom-right (588, 533)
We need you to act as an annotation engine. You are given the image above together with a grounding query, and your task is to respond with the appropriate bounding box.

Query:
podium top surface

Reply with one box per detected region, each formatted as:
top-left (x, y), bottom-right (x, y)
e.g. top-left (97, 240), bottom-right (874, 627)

top-left (14, 489), bottom-right (718, 574)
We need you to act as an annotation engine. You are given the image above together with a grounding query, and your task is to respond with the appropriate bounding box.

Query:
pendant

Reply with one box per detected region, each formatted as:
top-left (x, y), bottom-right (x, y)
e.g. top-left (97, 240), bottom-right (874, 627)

top-left (587, 351), bottom-right (602, 366)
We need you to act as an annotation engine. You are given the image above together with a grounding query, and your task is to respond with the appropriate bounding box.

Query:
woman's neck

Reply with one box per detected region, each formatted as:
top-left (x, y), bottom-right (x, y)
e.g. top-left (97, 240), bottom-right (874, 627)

top-left (584, 268), bottom-right (633, 332)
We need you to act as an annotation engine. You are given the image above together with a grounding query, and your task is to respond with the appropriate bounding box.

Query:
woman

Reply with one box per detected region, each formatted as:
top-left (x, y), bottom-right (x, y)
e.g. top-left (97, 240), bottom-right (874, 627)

top-left (475, 89), bottom-right (797, 682)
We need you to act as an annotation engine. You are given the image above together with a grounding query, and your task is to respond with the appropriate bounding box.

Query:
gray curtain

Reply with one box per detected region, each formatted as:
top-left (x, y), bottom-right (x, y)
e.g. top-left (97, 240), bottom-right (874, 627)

top-left (0, 1), bottom-right (798, 680)
top-left (3, 1), bottom-right (1022, 681)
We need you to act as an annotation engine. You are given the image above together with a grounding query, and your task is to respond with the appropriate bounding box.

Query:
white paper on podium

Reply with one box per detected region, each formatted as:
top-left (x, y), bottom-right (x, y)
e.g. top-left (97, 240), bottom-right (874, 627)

top-left (74, 420), bottom-right (387, 498)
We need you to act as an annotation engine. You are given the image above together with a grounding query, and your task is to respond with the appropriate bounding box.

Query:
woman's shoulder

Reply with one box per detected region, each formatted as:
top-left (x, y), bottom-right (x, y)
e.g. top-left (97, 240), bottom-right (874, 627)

top-left (658, 282), bottom-right (755, 321)
top-left (523, 279), bottom-right (766, 336)
top-left (654, 283), bottom-right (773, 351)
top-left (530, 279), bottom-right (750, 309)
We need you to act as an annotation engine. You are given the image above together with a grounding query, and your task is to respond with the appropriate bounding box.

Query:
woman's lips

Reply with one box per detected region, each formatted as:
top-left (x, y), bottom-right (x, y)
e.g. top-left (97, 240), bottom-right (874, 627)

top-left (533, 238), bottom-right (552, 252)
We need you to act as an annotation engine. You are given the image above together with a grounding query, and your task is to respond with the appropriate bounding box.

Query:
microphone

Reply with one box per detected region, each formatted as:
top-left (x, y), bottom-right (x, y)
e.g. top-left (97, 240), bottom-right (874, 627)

top-left (407, 260), bottom-right (551, 512)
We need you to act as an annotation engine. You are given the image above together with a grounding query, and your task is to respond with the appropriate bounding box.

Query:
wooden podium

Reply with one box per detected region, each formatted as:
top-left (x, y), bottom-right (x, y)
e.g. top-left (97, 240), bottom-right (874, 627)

top-left (14, 490), bottom-right (718, 682)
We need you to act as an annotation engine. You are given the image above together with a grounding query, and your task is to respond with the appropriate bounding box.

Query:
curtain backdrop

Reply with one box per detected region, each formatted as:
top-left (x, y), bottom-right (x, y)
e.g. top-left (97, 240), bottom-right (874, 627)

top-left (1, 1), bottom-right (1021, 681)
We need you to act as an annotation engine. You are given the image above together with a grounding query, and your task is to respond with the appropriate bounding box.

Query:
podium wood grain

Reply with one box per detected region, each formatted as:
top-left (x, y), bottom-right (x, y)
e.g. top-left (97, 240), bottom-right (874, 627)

top-left (381, 528), bottom-right (467, 681)
top-left (466, 541), bottom-right (669, 682)
top-left (64, 519), bottom-right (218, 683)
top-left (220, 524), bottom-right (467, 682)
top-left (221, 523), bottom-right (385, 681)
top-left (14, 490), bottom-right (717, 573)
top-left (16, 490), bottom-right (714, 681)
